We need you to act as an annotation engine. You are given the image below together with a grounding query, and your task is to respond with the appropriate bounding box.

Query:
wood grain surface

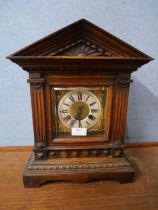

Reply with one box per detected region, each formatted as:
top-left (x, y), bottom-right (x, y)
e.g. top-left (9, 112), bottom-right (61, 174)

top-left (0, 147), bottom-right (158, 210)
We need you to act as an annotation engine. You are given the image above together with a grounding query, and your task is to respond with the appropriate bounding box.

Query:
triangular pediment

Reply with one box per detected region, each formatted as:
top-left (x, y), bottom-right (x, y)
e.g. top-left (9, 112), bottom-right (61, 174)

top-left (8, 18), bottom-right (152, 58)
top-left (7, 19), bottom-right (153, 72)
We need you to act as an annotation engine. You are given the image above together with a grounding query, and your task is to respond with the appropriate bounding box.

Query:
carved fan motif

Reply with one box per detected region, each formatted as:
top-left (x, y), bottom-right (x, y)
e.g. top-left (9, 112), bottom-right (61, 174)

top-left (49, 39), bottom-right (112, 56)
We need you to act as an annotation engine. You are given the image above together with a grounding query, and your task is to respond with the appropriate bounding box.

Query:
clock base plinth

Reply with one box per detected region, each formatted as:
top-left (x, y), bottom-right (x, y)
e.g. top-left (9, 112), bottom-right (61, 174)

top-left (23, 152), bottom-right (135, 187)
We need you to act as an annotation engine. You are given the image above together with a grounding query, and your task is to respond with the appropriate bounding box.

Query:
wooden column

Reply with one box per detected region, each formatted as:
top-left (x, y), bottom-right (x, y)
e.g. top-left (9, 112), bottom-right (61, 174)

top-left (28, 77), bottom-right (47, 152)
top-left (110, 76), bottom-right (131, 144)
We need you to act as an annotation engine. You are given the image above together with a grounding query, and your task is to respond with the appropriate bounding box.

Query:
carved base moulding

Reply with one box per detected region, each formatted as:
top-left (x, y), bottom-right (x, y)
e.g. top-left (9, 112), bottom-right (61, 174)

top-left (23, 152), bottom-right (135, 187)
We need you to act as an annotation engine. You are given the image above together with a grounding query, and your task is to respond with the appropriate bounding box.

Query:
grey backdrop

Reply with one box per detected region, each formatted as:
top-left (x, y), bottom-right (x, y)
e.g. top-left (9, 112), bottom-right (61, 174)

top-left (0, 0), bottom-right (158, 146)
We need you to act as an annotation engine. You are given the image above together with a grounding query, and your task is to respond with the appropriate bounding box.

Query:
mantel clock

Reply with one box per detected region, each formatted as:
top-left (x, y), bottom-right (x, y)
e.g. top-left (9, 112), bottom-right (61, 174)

top-left (7, 19), bottom-right (153, 187)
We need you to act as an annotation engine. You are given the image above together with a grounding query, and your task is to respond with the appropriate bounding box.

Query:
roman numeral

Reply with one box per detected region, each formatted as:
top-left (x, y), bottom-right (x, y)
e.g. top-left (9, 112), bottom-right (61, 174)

top-left (89, 101), bottom-right (96, 106)
top-left (77, 92), bottom-right (82, 100)
top-left (69, 120), bottom-right (76, 127)
top-left (63, 103), bottom-right (70, 107)
top-left (63, 115), bottom-right (71, 122)
top-left (69, 95), bottom-right (75, 103)
top-left (85, 95), bottom-right (90, 102)
top-left (91, 109), bottom-right (98, 113)
top-left (86, 121), bottom-right (90, 125)
top-left (60, 109), bottom-right (68, 113)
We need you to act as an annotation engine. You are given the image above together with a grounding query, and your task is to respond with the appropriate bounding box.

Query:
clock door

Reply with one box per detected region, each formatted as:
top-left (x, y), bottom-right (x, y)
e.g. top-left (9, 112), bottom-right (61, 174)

top-left (45, 73), bottom-right (114, 146)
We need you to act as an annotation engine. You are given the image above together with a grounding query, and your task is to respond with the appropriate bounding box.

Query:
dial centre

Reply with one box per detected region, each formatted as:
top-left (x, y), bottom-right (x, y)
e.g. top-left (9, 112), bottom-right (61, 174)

top-left (70, 101), bottom-right (90, 120)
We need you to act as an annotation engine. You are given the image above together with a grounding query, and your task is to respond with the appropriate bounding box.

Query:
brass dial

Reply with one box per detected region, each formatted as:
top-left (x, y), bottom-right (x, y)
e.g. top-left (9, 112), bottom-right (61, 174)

top-left (58, 89), bottom-right (101, 129)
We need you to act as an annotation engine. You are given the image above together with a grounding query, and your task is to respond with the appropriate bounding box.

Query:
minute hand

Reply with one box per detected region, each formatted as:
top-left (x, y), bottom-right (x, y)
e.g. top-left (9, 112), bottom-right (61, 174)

top-left (76, 106), bottom-right (83, 128)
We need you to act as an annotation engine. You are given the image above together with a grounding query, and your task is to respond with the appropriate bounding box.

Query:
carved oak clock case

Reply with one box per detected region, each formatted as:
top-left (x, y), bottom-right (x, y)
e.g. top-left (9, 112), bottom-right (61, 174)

top-left (7, 19), bottom-right (153, 187)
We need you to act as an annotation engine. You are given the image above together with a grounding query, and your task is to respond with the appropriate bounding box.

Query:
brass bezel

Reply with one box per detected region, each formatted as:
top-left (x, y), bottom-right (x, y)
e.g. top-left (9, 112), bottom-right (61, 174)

top-left (52, 87), bottom-right (107, 138)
